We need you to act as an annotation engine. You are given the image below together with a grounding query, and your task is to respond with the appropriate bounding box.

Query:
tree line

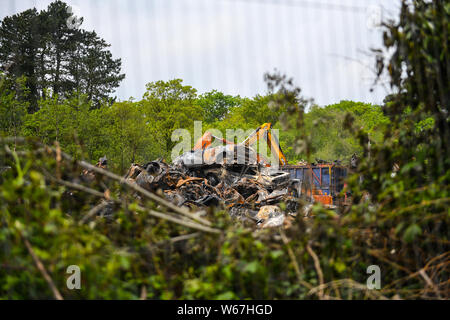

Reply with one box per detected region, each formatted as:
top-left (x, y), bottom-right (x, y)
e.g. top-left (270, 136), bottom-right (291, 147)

top-left (1, 76), bottom-right (387, 172)
top-left (0, 1), bottom-right (389, 173)
top-left (0, 0), bottom-right (447, 300)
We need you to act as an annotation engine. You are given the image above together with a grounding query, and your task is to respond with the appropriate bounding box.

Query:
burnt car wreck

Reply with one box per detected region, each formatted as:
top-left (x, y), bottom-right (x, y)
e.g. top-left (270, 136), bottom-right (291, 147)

top-left (124, 145), bottom-right (302, 229)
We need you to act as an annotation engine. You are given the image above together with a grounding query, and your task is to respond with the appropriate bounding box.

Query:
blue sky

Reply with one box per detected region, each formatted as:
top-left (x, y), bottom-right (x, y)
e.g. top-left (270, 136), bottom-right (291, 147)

top-left (1, 0), bottom-right (400, 105)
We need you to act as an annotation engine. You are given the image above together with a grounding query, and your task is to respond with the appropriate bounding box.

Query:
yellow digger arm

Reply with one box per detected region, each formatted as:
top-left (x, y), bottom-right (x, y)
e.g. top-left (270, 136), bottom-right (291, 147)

top-left (242, 123), bottom-right (288, 166)
top-left (267, 129), bottom-right (287, 166)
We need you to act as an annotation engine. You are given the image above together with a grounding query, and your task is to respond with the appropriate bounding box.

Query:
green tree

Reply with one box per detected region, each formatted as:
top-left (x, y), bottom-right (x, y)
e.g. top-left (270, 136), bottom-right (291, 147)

top-left (291, 101), bottom-right (388, 163)
top-left (21, 93), bottom-right (98, 157)
top-left (197, 90), bottom-right (241, 124)
top-left (106, 101), bottom-right (155, 173)
top-left (0, 74), bottom-right (29, 144)
top-left (340, 0), bottom-right (449, 294)
top-left (361, 0), bottom-right (450, 195)
top-left (212, 93), bottom-right (286, 147)
top-left (142, 79), bottom-right (203, 158)
top-left (0, 1), bottom-right (125, 111)
top-left (226, 94), bottom-right (285, 128)
top-left (22, 94), bottom-right (73, 145)
top-left (0, 8), bottom-right (40, 112)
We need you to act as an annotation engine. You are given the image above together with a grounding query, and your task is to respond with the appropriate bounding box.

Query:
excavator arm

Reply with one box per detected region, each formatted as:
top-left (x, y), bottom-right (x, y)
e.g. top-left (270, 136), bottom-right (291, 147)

top-left (266, 128), bottom-right (287, 166)
top-left (242, 123), bottom-right (287, 166)
top-left (193, 131), bottom-right (234, 150)
top-left (192, 123), bottom-right (288, 167)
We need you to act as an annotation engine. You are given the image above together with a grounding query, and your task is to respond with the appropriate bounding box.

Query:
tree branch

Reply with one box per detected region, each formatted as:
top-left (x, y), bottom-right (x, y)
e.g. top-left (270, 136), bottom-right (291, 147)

top-left (20, 231), bottom-right (64, 300)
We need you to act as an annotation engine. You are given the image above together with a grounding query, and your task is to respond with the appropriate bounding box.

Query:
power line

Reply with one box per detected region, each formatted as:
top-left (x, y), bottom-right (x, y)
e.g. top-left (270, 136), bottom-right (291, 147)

top-left (221, 0), bottom-right (367, 13)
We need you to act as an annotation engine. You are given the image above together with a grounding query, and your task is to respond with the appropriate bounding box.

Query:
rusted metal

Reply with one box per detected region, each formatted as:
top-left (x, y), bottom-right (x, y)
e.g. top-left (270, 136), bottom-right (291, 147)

top-left (280, 163), bottom-right (350, 207)
top-left (124, 156), bottom-right (299, 228)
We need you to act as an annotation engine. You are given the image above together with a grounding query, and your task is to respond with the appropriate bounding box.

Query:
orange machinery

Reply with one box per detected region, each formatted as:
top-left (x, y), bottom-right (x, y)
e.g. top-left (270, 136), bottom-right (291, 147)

top-left (193, 123), bottom-right (348, 207)
top-left (281, 163), bottom-right (349, 207)
top-left (193, 123), bottom-right (287, 167)
top-left (241, 122), bottom-right (287, 166)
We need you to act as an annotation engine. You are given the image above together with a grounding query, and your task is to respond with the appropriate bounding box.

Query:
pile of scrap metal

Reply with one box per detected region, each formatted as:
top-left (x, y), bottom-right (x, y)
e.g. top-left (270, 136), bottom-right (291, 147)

top-left (124, 144), bottom-right (301, 229)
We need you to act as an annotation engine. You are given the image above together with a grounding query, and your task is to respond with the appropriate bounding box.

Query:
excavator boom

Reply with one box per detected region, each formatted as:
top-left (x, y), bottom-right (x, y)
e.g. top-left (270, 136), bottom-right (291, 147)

top-left (242, 123), bottom-right (287, 166)
top-left (193, 131), bottom-right (234, 150)
top-left (267, 129), bottom-right (287, 166)
top-left (192, 123), bottom-right (288, 167)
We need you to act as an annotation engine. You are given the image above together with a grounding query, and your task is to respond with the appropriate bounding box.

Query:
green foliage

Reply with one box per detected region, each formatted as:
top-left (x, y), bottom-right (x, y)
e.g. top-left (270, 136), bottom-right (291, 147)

top-left (142, 79), bottom-right (203, 158)
top-left (0, 1), bottom-right (125, 110)
top-left (197, 90), bottom-right (241, 124)
top-left (105, 101), bottom-right (155, 172)
top-left (354, 0), bottom-right (450, 203)
top-left (0, 75), bottom-right (29, 139)
top-left (343, 0), bottom-right (450, 298)
top-left (213, 94), bottom-right (285, 133)
top-left (20, 95), bottom-right (154, 173)
top-left (0, 0), bottom-right (448, 301)
top-left (280, 101), bottom-right (389, 163)
top-left (0, 151), bottom-right (138, 299)
top-left (0, 146), bottom-right (377, 299)
top-left (14, 83), bottom-right (382, 171)
top-left (23, 94), bottom-right (75, 145)
top-left (18, 79), bottom-right (207, 172)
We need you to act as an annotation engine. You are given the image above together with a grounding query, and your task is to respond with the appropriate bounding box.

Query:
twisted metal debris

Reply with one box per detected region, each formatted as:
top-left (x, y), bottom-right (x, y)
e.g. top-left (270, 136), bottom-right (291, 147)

top-left (124, 157), bottom-right (302, 229)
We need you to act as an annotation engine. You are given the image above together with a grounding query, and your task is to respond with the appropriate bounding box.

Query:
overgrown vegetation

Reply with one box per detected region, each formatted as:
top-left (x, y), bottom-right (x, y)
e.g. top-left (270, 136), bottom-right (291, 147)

top-left (0, 0), bottom-right (448, 299)
top-left (1, 80), bottom-right (385, 172)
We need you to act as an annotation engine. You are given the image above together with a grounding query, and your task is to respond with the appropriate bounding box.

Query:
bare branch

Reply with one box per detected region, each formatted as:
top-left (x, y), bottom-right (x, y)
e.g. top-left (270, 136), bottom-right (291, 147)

top-left (20, 232), bottom-right (64, 300)
top-left (279, 229), bottom-right (313, 290)
top-left (306, 242), bottom-right (324, 299)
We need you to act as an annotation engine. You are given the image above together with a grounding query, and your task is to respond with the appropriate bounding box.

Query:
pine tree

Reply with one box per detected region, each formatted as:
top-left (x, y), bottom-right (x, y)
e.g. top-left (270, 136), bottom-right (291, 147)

top-left (0, 1), bottom-right (125, 111)
top-left (0, 9), bottom-right (40, 112)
